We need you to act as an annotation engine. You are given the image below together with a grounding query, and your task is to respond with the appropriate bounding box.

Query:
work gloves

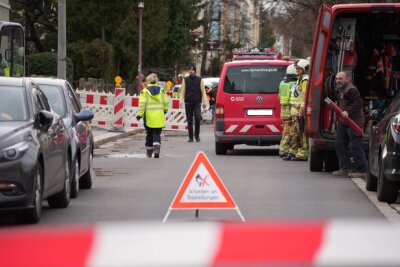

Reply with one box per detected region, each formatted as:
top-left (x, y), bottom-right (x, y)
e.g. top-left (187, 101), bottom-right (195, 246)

top-left (136, 115), bottom-right (142, 121)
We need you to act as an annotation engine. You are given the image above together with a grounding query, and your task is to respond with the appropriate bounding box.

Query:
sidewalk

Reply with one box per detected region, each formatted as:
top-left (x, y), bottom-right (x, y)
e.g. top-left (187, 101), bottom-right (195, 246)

top-left (92, 126), bottom-right (144, 148)
top-left (92, 126), bottom-right (190, 148)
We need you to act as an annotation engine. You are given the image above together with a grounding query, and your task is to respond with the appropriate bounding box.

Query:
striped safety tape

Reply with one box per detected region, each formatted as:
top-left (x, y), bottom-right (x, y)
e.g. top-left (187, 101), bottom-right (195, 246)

top-left (1, 221), bottom-right (400, 267)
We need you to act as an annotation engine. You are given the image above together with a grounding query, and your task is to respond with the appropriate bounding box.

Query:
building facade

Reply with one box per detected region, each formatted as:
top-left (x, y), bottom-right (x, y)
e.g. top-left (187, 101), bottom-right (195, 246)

top-left (0, 1), bottom-right (10, 21)
top-left (193, 0), bottom-right (260, 76)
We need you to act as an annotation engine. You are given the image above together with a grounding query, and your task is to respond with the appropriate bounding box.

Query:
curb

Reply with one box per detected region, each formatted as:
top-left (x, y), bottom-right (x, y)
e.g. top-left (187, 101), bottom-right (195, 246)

top-left (93, 128), bottom-right (144, 148)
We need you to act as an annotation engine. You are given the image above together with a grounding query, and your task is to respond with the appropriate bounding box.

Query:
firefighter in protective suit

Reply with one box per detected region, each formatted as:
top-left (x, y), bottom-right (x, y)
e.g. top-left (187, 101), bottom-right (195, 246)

top-left (283, 59), bottom-right (309, 161)
top-left (136, 73), bottom-right (169, 158)
top-left (278, 64), bottom-right (297, 157)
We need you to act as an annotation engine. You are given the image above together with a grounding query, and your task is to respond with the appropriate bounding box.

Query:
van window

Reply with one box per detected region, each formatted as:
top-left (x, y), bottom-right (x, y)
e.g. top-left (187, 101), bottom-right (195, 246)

top-left (223, 65), bottom-right (286, 94)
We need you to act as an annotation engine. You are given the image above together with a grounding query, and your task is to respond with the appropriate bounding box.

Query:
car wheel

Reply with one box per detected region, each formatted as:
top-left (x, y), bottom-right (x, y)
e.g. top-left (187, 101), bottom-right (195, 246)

top-left (365, 161), bottom-right (378, 192)
top-left (48, 154), bottom-right (71, 208)
top-left (80, 150), bottom-right (93, 189)
top-left (377, 159), bottom-right (398, 204)
top-left (70, 158), bottom-right (79, 198)
top-left (15, 163), bottom-right (43, 224)
top-left (309, 148), bottom-right (323, 172)
top-left (215, 142), bottom-right (227, 155)
top-left (324, 150), bottom-right (339, 172)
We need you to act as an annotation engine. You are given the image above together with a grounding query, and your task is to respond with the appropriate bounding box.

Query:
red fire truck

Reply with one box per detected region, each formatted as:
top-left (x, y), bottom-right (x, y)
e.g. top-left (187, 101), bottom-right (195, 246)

top-left (306, 3), bottom-right (400, 171)
top-left (214, 58), bottom-right (292, 155)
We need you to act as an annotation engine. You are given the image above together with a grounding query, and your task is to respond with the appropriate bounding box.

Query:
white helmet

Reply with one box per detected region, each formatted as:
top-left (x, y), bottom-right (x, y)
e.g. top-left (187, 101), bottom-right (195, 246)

top-left (295, 59), bottom-right (310, 73)
top-left (286, 64), bottom-right (297, 75)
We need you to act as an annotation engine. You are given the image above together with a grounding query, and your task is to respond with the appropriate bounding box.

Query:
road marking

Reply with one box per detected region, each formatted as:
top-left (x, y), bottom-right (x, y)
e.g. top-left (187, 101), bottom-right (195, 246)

top-left (352, 178), bottom-right (400, 223)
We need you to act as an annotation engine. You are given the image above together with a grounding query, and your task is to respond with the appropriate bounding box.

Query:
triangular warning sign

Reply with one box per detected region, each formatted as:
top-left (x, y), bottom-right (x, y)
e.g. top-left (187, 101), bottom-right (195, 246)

top-left (171, 151), bottom-right (235, 209)
top-left (163, 151), bottom-right (244, 222)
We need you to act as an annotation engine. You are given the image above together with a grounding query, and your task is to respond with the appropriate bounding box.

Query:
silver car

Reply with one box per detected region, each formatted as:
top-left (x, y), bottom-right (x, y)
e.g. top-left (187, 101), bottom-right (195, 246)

top-left (31, 77), bottom-right (94, 199)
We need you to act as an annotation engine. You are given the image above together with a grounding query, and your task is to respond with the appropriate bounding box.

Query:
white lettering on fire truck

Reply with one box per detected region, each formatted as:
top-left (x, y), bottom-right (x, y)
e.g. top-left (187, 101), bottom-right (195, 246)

top-left (230, 96), bottom-right (244, 102)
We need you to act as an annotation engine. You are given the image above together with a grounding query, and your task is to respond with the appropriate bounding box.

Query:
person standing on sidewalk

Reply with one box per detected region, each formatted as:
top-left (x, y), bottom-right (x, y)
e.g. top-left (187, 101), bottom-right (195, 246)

top-left (136, 73), bottom-right (169, 158)
top-left (180, 65), bottom-right (208, 142)
top-left (332, 71), bottom-right (367, 178)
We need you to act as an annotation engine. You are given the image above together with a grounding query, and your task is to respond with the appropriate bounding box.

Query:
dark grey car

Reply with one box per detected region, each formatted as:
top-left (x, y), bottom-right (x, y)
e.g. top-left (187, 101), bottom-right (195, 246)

top-left (31, 78), bottom-right (94, 199)
top-left (0, 77), bottom-right (71, 223)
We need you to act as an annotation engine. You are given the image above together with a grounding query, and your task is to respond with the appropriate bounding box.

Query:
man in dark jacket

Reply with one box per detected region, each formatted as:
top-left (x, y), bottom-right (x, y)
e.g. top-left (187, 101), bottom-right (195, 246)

top-left (179, 66), bottom-right (208, 142)
top-left (333, 71), bottom-right (367, 178)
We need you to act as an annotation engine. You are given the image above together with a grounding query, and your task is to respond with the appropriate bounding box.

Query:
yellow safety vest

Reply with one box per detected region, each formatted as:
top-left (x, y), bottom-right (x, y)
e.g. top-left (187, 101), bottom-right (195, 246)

top-left (279, 80), bottom-right (296, 105)
top-left (290, 75), bottom-right (308, 105)
top-left (138, 84), bottom-right (169, 128)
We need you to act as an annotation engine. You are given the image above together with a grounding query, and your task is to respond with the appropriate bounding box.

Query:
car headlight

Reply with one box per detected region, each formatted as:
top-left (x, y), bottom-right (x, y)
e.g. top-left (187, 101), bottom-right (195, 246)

top-left (0, 142), bottom-right (30, 160)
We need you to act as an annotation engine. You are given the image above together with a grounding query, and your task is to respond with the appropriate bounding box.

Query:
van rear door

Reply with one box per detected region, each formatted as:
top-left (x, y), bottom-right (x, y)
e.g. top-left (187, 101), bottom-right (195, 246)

top-left (221, 63), bottom-right (287, 136)
top-left (305, 4), bottom-right (332, 137)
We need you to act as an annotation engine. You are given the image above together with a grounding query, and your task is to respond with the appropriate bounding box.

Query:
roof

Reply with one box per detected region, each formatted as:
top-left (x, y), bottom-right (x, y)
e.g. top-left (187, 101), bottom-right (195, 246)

top-left (0, 77), bottom-right (27, 87)
top-left (29, 77), bottom-right (67, 87)
top-left (202, 77), bottom-right (219, 87)
top-left (224, 59), bottom-right (294, 67)
top-left (332, 3), bottom-right (400, 12)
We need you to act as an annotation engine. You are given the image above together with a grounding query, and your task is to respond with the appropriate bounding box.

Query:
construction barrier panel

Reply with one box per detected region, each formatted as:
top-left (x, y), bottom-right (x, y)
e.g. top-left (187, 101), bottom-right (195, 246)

top-left (1, 220), bottom-right (400, 267)
top-left (112, 87), bottom-right (125, 130)
top-left (76, 90), bottom-right (114, 127)
top-left (76, 89), bottom-right (193, 131)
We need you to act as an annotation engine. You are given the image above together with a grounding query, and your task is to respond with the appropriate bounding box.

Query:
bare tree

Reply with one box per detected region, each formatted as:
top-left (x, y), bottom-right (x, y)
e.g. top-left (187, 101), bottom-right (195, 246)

top-left (264, 0), bottom-right (392, 57)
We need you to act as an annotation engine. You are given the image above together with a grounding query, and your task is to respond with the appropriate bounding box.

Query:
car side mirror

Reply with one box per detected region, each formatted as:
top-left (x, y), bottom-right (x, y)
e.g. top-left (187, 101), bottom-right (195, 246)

top-left (74, 109), bottom-right (94, 123)
top-left (370, 109), bottom-right (383, 122)
top-left (35, 110), bottom-right (53, 131)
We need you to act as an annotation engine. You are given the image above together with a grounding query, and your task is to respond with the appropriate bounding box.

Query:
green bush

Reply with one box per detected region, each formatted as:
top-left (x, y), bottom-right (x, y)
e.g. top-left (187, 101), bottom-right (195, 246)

top-left (68, 39), bottom-right (114, 83)
top-left (27, 52), bottom-right (73, 82)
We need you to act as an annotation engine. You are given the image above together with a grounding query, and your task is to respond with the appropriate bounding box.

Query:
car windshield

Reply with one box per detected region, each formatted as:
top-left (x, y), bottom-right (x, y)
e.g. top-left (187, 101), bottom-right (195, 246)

top-left (0, 86), bottom-right (27, 121)
top-left (223, 65), bottom-right (287, 94)
top-left (39, 84), bottom-right (67, 117)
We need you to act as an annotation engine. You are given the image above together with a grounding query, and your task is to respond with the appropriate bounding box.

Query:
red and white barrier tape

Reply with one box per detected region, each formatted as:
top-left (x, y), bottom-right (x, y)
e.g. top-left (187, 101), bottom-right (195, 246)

top-left (1, 220), bottom-right (400, 267)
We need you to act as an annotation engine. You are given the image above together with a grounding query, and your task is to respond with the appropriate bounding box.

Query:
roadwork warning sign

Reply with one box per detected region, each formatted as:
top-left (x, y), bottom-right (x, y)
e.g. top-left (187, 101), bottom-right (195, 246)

top-left (163, 151), bottom-right (244, 222)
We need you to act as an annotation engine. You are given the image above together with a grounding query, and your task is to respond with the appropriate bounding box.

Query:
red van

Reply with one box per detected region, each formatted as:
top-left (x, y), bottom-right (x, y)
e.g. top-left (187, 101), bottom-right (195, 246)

top-left (306, 3), bottom-right (400, 172)
top-left (214, 59), bottom-right (292, 154)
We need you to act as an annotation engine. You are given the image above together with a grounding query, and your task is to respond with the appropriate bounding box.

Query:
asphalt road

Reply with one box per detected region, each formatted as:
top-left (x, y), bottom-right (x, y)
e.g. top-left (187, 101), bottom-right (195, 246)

top-left (2, 124), bottom-right (400, 226)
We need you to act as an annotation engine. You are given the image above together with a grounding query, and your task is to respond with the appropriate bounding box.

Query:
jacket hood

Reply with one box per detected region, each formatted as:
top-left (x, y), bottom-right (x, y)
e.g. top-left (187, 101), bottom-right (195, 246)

top-left (147, 85), bottom-right (161, 96)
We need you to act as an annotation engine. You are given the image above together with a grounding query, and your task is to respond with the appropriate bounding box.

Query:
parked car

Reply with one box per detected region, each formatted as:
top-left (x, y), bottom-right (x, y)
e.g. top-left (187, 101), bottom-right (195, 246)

top-left (366, 93), bottom-right (400, 204)
top-left (31, 77), bottom-right (94, 198)
top-left (0, 77), bottom-right (71, 223)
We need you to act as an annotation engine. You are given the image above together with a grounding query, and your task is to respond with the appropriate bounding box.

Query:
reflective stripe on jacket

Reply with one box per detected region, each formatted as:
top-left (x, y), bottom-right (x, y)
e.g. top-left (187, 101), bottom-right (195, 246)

top-left (138, 83), bottom-right (169, 128)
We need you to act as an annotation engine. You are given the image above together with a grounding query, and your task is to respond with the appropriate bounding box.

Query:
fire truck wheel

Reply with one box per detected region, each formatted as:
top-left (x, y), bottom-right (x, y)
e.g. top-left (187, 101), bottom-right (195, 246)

top-left (377, 158), bottom-right (398, 204)
top-left (365, 160), bottom-right (377, 192)
top-left (215, 142), bottom-right (228, 155)
top-left (309, 148), bottom-right (324, 172)
top-left (324, 150), bottom-right (339, 172)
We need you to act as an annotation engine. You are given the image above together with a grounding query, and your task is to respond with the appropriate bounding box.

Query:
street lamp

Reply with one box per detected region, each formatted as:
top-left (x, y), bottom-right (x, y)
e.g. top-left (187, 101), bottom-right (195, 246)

top-left (207, 40), bottom-right (216, 76)
top-left (190, 31), bottom-right (201, 74)
top-left (137, 0), bottom-right (144, 93)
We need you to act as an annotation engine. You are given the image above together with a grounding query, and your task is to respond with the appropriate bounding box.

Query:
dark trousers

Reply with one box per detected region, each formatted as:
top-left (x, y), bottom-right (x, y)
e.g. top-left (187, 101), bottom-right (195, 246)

top-left (335, 124), bottom-right (367, 172)
top-left (185, 102), bottom-right (201, 139)
top-left (144, 122), bottom-right (162, 149)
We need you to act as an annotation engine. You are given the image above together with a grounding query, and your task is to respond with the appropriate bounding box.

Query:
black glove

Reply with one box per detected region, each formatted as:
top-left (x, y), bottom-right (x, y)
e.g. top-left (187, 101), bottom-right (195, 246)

top-left (136, 115), bottom-right (142, 121)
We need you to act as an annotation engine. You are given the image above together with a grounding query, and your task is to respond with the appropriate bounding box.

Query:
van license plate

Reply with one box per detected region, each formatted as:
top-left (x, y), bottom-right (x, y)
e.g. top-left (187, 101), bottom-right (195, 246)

top-left (247, 109), bottom-right (273, 116)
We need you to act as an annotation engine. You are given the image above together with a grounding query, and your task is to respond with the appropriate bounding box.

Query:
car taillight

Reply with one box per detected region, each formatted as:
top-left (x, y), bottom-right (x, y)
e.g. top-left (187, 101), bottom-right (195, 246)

top-left (215, 103), bottom-right (224, 118)
top-left (392, 116), bottom-right (400, 134)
